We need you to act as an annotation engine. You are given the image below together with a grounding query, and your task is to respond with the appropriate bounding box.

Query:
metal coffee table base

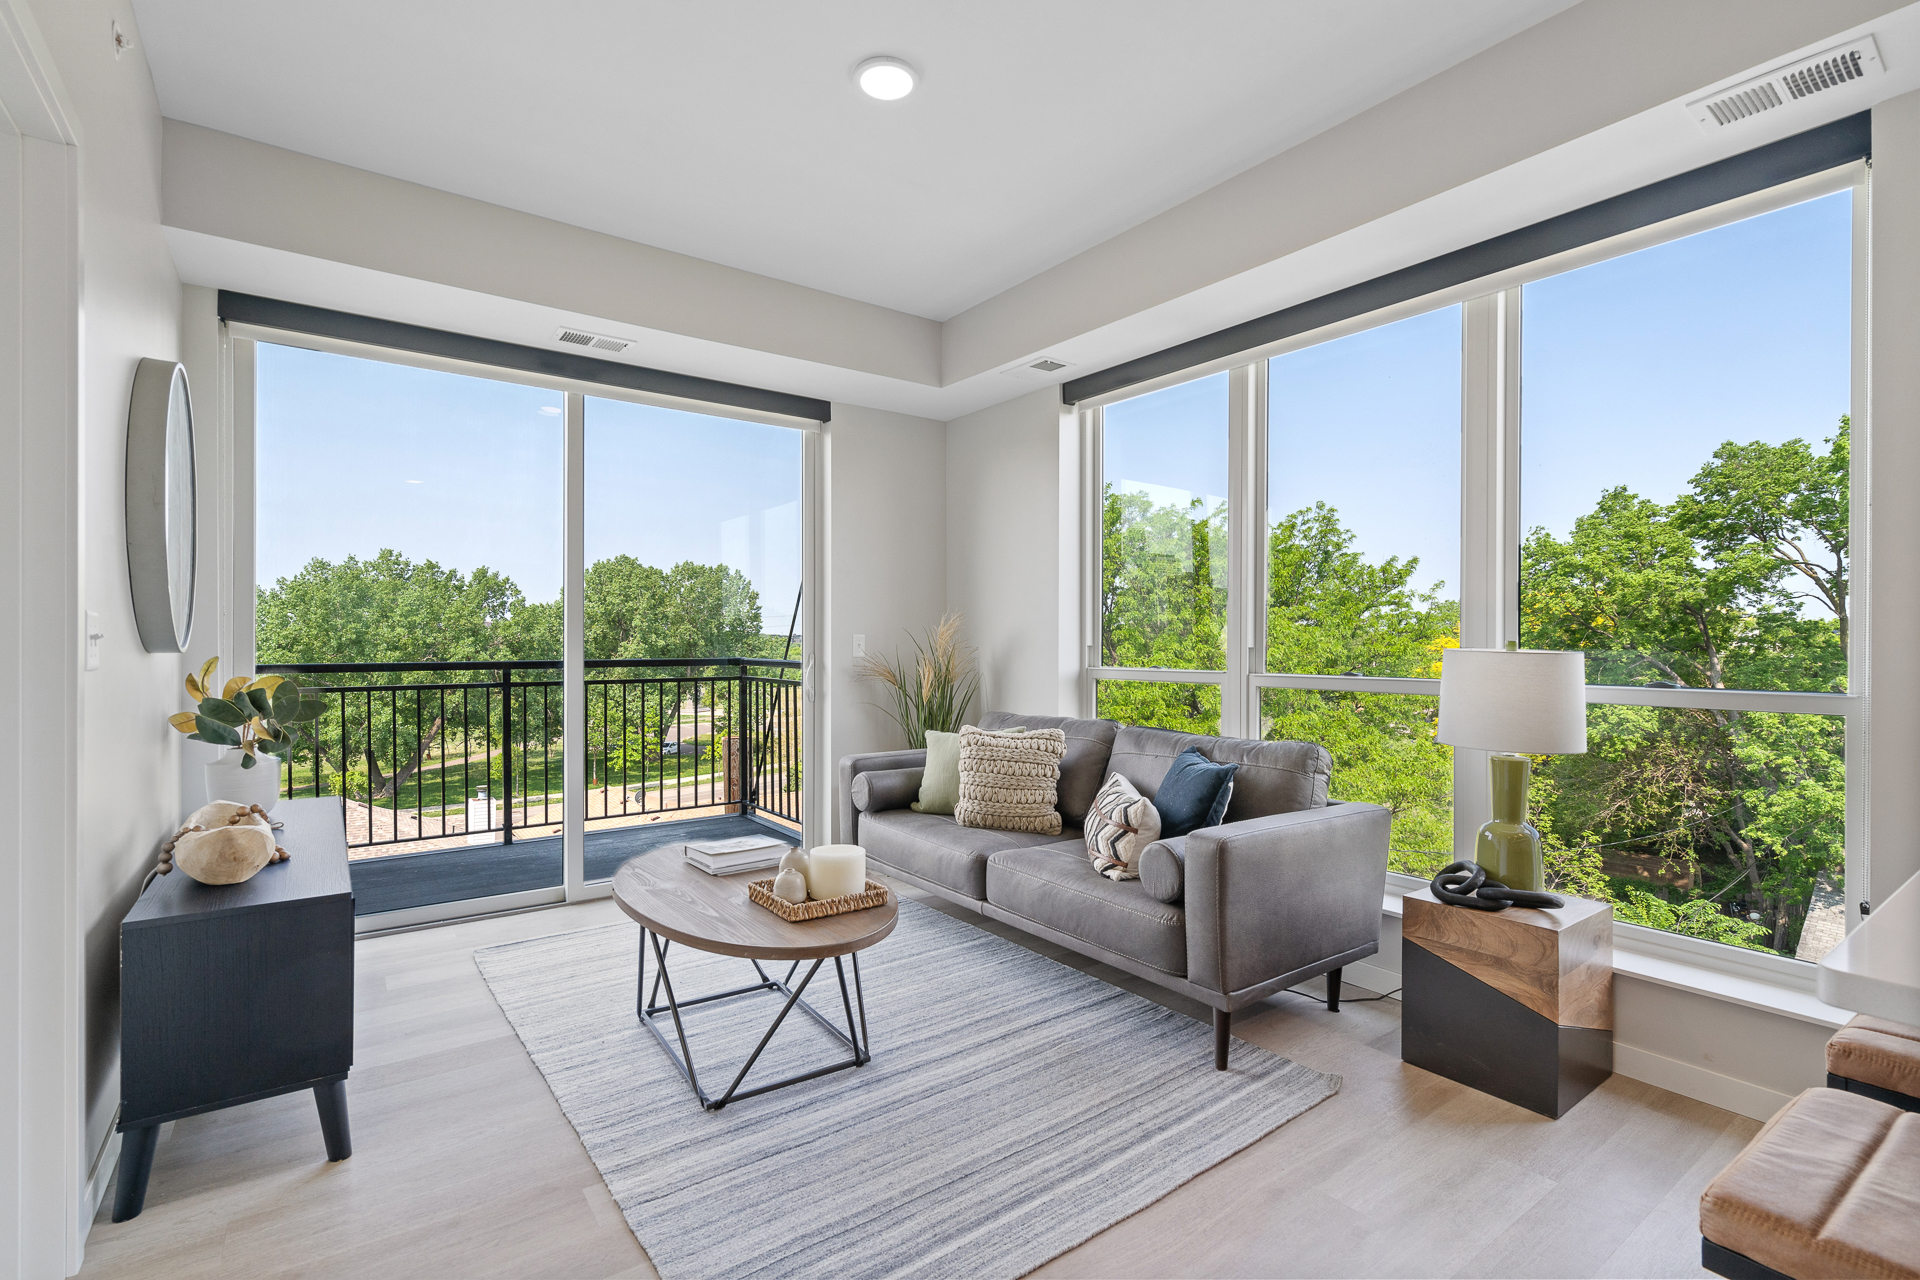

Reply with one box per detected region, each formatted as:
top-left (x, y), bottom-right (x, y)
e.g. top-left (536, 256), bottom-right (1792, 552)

top-left (637, 929), bottom-right (872, 1111)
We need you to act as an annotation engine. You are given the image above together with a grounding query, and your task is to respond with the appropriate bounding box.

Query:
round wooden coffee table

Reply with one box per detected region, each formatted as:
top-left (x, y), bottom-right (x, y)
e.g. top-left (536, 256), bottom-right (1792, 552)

top-left (611, 845), bottom-right (897, 1111)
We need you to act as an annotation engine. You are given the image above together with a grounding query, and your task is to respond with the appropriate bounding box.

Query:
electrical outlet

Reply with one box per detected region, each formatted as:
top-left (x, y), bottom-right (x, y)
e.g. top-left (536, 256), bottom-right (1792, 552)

top-left (85, 612), bottom-right (102, 671)
top-left (852, 634), bottom-right (865, 657)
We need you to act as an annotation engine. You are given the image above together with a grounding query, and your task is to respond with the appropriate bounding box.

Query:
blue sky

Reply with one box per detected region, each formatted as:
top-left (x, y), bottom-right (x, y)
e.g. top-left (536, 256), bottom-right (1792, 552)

top-left (1102, 189), bottom-right (1853, 605)
top-left (255, 346), bottom-right (803, 628)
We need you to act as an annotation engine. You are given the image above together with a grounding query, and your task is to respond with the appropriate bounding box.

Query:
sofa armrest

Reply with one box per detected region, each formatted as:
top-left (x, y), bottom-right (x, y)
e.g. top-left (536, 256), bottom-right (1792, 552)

top-left (851, 768), bottom-right (924, 815)
top-left (1184, 801), bottom-right (1391, 998)
top-left (838, 749), bottom-right (928, 843)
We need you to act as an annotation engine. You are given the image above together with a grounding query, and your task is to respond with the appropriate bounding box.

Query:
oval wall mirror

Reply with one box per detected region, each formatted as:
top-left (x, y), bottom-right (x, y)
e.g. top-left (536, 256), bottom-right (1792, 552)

top-left (126, 358), bottom-right (197, 653)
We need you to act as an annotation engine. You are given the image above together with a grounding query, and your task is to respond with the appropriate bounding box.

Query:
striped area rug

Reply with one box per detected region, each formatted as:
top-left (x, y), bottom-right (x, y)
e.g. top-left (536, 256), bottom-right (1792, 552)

top-left (474, 898), bottom-right (1337, 1279)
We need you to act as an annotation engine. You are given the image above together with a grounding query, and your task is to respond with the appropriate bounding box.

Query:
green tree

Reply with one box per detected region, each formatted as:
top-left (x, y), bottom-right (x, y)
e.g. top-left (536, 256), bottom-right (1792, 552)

top-left (1523, 419), bottom-right (1849, 955)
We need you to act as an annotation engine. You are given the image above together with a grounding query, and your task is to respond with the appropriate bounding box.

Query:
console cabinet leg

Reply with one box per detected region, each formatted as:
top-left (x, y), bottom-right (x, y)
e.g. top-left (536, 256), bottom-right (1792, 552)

top-left (1214, 1008), bottom-right (1230, 1070)
top-left (111, 1124), bottom-right (159, 1222)
top-left (314, 1079), bottom-right (352, 1161)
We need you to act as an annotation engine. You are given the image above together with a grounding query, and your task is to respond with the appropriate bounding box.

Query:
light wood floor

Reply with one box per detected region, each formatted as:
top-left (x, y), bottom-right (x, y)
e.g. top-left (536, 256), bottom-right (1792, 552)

top-left (80, 885), bottom-right (1755, 1279)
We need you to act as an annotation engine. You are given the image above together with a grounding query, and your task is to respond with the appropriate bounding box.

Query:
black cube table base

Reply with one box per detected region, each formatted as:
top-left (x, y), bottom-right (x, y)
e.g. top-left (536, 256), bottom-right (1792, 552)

top-left (637, 929), bottom-right (871, 1111)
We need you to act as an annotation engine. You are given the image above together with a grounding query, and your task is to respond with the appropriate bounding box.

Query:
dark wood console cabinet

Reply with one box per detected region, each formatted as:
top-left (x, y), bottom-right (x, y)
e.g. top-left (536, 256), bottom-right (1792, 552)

top-left (114, 797), bottom-right (354, 1221)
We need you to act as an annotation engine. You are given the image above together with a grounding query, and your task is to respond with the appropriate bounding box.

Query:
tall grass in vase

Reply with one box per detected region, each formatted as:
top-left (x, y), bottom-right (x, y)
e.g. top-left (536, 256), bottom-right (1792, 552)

top-left (856, 614), bottom-right (980, 748)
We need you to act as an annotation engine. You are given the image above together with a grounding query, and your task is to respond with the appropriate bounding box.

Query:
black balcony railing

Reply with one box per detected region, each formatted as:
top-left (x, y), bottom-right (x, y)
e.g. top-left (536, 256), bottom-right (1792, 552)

top-left (259, 657), bottom-right (804, 852)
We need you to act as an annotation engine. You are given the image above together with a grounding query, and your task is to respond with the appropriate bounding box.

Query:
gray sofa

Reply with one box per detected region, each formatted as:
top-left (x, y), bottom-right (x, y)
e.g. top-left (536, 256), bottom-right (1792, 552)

top-left (838, 711), bottom-right (1390, 1068)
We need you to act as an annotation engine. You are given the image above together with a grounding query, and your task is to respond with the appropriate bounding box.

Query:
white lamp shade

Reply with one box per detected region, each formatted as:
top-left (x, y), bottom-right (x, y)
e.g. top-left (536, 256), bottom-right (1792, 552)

top-left (1436, 648), bottom-right (1588, 754)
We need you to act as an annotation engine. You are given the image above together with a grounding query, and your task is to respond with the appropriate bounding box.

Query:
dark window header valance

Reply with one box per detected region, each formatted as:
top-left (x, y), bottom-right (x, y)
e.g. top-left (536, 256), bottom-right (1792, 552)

top-left (217, 292), bottom-right (832, 423)
top-left (1063, 112), bottom-right (1870, 405)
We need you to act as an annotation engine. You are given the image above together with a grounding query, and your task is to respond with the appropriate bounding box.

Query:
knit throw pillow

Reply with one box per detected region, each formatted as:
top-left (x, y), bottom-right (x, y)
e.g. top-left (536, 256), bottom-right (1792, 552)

top-left (954, 725), bottom-right (1066, 834)
top-left (1084, 772), bottom-right (1162, 881)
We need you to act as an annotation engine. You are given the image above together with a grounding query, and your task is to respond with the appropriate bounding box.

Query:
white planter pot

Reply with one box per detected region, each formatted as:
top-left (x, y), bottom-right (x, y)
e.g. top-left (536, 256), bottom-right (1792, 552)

top-left (203, 751), bottom-right (283, 813)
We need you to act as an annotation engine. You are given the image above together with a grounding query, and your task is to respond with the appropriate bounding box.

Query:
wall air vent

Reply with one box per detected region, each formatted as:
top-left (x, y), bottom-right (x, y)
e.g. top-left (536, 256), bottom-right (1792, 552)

top-left (1687, 37), bottom-right (1882, 132)
top-left (999, 356), bottom-right (1074, 383)
top-left (554, 326), bottom-right (633, 355)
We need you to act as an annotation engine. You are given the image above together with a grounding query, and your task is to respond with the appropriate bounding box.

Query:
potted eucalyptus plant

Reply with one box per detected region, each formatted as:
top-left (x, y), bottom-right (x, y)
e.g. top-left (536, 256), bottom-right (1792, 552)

top-left (168, 657), bottom-right (325, 812)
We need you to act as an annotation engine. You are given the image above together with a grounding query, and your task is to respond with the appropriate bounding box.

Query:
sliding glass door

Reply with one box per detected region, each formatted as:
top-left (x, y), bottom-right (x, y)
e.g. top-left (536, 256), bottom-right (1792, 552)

top-left (250, 340), bottom-right (810, 921)
top-left (579, 396), bottom-right (804, 883)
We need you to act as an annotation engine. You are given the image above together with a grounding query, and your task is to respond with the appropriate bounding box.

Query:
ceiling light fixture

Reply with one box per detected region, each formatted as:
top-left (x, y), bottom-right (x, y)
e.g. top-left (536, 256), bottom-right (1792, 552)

top-left (855, 56), bottom-right (916, 101)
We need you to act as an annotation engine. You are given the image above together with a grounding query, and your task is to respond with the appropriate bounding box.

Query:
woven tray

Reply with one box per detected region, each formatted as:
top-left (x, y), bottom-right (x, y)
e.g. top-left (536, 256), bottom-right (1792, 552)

top-left (747, 878), bottom-right (890, 921)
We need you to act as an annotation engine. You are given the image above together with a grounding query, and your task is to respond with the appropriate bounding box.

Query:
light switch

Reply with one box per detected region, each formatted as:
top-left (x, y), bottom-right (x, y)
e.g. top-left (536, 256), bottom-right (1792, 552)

top-left (852, 634), bottom-right (865, 657)
top-left (85, 612), bottom-right (102, 671)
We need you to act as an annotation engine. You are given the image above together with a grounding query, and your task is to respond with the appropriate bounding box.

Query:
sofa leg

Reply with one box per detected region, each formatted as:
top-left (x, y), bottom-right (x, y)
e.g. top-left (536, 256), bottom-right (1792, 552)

top-left (1327, 967), bottom-right (1342, 1013)
top-left (1214, 1008), bottom-right (1230, 1070)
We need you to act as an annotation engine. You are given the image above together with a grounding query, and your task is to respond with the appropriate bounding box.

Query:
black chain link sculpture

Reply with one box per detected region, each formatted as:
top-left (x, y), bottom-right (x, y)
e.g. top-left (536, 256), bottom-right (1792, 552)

top-left (1430, 859), bottom-right (1565, 911)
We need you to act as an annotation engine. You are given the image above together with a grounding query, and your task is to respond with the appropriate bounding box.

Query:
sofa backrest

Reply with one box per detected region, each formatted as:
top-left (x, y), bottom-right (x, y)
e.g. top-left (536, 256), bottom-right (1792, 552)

top-left (977, 711), bottom-right (1118, 824)
top-left (1107, 724), bottom-right (1331, 821)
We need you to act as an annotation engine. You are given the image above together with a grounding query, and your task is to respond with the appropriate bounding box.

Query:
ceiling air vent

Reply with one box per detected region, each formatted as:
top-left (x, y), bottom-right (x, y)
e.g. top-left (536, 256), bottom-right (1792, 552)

top-left (1687, 36), bottom-right (1883, 131)
top-left (1000, 356), bottom-right (1074, 383)
top-left (554, 326), bottom-right (633, 355)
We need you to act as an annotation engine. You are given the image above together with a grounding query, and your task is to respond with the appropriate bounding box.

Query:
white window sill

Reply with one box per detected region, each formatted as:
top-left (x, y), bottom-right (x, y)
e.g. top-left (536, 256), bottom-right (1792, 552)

top-left (1380, 881), bottom-right (1854, 1030)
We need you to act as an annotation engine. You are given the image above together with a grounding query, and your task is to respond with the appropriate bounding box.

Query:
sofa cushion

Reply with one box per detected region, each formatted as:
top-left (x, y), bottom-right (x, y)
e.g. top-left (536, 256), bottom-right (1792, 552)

top-left (1206, 736), bottom-right (1331, 822)
top-left (955, 725), bottom-right (1065, 835)
top-left (986, 844), bottom-right (1186, 976)
top-left (979, 712), bottom-right (1119, 824)
top-left (860, 809), bottom-right (1068, 900)
top-left (1139, 836), bottom-right (1186, 904)
top-left (1106, 725), bottom-right (1329, 820)
top-left (1152, 748), bottom-right (1238, 836)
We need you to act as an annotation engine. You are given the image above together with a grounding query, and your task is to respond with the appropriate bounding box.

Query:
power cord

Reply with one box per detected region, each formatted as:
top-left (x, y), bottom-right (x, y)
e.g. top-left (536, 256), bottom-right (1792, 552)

top-left (1283, 983), bottom-right (1401, 1003)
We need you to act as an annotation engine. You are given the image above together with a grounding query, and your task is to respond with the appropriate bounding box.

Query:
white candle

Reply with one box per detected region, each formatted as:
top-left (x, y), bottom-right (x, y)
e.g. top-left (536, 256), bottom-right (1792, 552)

top-left (806, 844), bottom-right (866, 901)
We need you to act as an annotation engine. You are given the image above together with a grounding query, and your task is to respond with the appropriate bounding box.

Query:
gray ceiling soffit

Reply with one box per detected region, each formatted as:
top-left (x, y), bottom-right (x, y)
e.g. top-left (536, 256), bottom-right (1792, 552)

top-left (215, 291), bottom-right (834, 423)
top-left (1062, 111), bottom-right (1871, 406)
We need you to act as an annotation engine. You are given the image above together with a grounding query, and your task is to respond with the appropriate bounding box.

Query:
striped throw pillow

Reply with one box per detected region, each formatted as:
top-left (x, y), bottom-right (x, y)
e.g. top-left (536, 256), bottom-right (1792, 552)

top-left (1085, 773), bottom-right (1162, 882)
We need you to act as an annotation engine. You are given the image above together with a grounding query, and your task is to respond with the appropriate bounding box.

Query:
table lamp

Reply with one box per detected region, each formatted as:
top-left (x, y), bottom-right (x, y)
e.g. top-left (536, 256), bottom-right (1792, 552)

top-left (1436, 645), bottom-right (1587, 892)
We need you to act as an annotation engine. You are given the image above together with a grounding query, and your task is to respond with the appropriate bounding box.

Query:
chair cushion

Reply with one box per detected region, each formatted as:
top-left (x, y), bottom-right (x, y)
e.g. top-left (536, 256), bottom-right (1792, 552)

top-left (1105, 726), bottom-right (1330, 821)
top-left (1701, 1086), bottom-right (1920, 1280)
top-left (985, 844), bottom-right (1186, 975)
top-left (1139, 836), bottom-right (1186, 904)
top-left (979, 712), bottom-right (1119, 824)
top-left (955, 725), bottom-right (1064, 835)
top-left (859, 809), bottom-right (1067, 900)
top-left (1152, 748), bottom-right (1237, 836)
top-left (1829, 1014), bottom-right (1920, 1100)
top-left (1084, 772), bottom-right (1161, 881)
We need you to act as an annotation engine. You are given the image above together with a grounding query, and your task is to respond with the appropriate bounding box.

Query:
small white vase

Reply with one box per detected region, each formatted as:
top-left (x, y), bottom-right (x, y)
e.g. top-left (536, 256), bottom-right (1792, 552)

top-left (203, 751), bottom-right (283, 813)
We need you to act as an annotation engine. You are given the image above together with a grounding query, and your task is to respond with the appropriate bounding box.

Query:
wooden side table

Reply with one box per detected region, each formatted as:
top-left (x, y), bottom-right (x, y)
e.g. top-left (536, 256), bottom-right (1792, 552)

top-left (1400, 886), bottom-right (1613, 1118)
top-left (114, 798), bottom-right (355, 1220)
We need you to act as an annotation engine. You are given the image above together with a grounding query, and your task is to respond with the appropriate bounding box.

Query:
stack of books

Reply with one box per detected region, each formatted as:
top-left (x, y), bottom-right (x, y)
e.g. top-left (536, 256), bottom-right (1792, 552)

top-left (683, 834), bottom-right (791, 876)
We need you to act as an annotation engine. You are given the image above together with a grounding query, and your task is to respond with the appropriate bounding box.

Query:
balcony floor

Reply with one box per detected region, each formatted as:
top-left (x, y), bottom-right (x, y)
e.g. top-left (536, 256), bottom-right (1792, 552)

top-left (348, 813), bottom-right (800, 916)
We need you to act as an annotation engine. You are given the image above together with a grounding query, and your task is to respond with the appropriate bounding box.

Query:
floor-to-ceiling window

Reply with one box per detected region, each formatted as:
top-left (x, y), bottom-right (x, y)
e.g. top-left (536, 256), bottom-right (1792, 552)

top-left (1519, 188), bottom-right (1853, 960)
top-left (1094, 372), bottom-right (1230, 733)
top-left (1083, 167), bottom-right (1860, 964)
top-left (1260, 306), bottom-right (1461, 877)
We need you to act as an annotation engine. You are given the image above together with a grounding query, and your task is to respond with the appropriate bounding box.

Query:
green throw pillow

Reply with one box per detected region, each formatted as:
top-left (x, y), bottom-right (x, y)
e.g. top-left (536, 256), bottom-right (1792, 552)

top-left (912, 731), bottom-right (962, 814)
top-left (911, 726), bottom-right (1022, 814)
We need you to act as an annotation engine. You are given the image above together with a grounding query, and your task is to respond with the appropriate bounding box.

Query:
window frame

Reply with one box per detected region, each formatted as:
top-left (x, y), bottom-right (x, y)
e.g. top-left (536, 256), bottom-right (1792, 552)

top-left (1081, 160), bottom-right (1868, 979)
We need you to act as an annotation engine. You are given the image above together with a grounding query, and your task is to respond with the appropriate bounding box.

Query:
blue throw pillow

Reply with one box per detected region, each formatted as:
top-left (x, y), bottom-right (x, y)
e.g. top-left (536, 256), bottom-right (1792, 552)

top-left (1152, 748), bottom-right (1237, 837)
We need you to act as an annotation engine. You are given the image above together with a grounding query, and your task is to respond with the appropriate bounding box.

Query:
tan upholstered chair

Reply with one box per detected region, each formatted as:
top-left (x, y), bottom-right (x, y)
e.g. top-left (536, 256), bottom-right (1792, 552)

top-left (1828, 1014), bottom-right (1920, 1112)
top-left (1700, 1087), bottom-right (1920, 1279)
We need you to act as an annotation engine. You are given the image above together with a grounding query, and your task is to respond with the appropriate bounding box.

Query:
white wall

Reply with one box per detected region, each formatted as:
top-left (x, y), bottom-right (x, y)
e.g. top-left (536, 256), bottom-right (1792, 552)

top-left (822, 403), bottom-right (947, 840)
top-left (944, 388), bottom-right (1080, 719)
top-left (24, 0), bottom-right (185, 1228)
top-left (1867, 87), bottom-right (1920, 903)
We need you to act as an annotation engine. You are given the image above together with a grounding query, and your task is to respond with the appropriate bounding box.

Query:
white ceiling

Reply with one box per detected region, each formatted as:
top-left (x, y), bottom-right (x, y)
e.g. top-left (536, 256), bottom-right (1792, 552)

top-left (130, 0), bottom-right (1577, 321)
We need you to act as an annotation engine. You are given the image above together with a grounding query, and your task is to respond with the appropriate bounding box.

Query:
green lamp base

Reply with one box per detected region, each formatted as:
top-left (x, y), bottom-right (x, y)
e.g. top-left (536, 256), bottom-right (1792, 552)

top-left (1474, 752), bottom-right (1543, 892)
